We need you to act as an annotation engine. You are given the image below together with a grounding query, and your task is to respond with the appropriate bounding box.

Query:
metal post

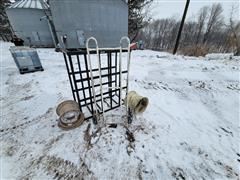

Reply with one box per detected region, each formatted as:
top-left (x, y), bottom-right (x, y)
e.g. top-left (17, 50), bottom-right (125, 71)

top-left (39, 0), bottom-right (58, 47)
top-left (173, 0), bottom-right (190, 55)
top-left (63, 53), bottom-right (76, 101)
top-left (47, 19), bottom-right (58, 47)
top-left (68, 55), bottom-right (82, 112)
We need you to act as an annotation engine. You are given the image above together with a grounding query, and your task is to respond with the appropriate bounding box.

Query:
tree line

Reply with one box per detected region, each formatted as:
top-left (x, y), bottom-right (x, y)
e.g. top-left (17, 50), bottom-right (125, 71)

top-left (1, 1), bottom-right (239, 56)
top-left (137, 3), bottom-right (240, 56)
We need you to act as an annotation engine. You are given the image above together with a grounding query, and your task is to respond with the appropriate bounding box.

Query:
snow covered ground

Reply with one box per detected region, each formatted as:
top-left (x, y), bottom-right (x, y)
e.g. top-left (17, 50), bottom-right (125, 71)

top-left (1, 41), bottom-right (239, 179)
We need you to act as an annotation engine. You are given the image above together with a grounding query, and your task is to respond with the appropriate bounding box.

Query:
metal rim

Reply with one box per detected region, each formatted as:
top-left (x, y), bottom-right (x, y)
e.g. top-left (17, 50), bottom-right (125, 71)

top-left (58, 112), bottom-right (85, 130)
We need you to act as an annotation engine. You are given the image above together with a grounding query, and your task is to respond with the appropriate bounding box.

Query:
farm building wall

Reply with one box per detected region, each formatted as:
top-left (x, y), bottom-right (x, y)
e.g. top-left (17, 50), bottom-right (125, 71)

top-left (50, 0), bottom-right (128, 49)
top-left (6, 8), bottom-right (54, 47)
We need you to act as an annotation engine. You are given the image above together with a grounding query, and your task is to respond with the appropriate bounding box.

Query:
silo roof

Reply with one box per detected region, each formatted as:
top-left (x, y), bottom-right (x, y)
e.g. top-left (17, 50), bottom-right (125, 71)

top-left (8, 0), bottom-right (49, 9)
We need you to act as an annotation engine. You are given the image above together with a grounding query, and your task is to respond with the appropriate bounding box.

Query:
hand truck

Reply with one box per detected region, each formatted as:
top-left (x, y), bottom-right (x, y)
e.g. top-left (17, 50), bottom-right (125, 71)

top-left (86, 37), bottom-right (131, 125)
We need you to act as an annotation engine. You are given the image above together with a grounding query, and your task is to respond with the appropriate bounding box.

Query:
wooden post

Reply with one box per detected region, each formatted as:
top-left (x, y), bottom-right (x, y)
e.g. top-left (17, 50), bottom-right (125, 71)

top-left (173, 0), bottom-right (190, 54)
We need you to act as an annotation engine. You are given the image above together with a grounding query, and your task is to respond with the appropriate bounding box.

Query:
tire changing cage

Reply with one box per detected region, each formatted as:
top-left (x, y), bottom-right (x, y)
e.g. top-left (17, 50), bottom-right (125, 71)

top-left (61, 37), bottom-right (132, 124)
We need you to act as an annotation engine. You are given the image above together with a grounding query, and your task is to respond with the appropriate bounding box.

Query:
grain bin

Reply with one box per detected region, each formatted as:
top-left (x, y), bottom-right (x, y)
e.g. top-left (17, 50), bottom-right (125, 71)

top-left (49, 0), bottom-right (128, 49)
top-left (6, 0), bottom-right (55, 47)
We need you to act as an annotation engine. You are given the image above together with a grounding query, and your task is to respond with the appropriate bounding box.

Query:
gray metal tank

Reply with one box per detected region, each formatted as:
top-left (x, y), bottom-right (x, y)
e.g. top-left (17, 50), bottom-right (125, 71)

top-left (6, 0), bottom-right (55, 47)
top-left (49, 0), bottom-right (128, 49)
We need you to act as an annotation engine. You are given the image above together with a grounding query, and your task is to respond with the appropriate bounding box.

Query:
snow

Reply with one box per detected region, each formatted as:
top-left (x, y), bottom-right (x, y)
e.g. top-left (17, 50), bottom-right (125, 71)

top-left (0, 41), bottom-right (239, 179)
top-left (205, 53), bottom-right (234, 61)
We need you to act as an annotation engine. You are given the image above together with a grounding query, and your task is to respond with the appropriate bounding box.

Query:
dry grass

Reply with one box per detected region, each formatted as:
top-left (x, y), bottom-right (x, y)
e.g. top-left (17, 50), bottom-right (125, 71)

top-left (179, 44), bottom-right (209, 57)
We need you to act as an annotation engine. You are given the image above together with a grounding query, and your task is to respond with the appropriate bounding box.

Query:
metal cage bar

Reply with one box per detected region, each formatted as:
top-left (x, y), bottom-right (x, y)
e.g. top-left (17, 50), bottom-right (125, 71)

top-left (62, 48), bottom-right (129, 121)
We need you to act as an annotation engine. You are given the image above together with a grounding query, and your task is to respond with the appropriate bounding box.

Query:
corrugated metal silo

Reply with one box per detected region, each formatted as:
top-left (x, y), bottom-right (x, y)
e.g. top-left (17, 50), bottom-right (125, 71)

top-left (49, 0), bottom-right (128, 49)
top-left (6, 0), bottom-right (55, 47)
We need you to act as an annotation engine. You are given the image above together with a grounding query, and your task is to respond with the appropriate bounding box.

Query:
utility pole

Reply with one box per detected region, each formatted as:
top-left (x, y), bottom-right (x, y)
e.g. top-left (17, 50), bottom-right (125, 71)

top-left (173, 0), bottom-right (190, 54)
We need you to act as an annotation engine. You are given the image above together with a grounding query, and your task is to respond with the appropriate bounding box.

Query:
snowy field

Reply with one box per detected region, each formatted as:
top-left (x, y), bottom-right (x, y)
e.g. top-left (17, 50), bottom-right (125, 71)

top-left (1, 41), bottom-right (239, 179)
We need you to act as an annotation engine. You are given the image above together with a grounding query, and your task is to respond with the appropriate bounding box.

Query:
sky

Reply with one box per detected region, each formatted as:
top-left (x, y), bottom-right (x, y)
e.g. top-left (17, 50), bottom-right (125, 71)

top-left (151, 0), bottom-right (239, 21)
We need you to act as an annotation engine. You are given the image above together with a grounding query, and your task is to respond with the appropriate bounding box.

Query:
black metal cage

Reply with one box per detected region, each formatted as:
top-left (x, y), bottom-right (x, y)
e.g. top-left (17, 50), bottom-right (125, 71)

top-left (62, 49), bottom-right (129, 122)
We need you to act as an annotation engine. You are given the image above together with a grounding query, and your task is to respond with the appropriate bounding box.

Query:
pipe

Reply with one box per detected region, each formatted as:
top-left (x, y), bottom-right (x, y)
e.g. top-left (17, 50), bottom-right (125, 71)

top-left (40, 15), bottom-right (57, 47)
top-left (124, 91), bottom-right (149, 114)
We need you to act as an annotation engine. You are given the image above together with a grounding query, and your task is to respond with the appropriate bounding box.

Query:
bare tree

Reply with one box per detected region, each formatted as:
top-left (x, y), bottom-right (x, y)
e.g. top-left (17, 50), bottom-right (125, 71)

top-left (135, 3), bottom-right (239, 56)
top-left (228, 5), bottom-right (240, 55)
top-left (195, 6), bottom-right (208, 45)
top-left (181, 21), bottom-right (198, 47)
top-left (0, 0), bottom-right (12, 40)
top-left (128, 0), bottom-right (153, 42)
top-left (0, 1), bottom-right (10, 26)
top-left (202, 3), bottom-right (223, 44)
